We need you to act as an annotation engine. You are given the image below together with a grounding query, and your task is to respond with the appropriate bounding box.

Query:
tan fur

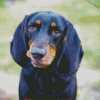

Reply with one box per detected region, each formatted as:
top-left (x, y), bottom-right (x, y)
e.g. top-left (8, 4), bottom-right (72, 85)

top-left (25, 27), bottom-right (28, 36)
top-left (26, 41), bottom-right (56, 68)
top-left (63, 37), bottom-right (67, 44)
top-left (51, 22), bottom-right (56, 27)
top-left (35, 20), bottom-right (41, 25)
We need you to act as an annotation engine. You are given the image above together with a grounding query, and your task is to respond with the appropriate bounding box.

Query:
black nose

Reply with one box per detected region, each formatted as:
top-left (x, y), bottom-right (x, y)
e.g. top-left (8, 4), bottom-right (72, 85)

top-left (31, 48), bottom-right (47, 60)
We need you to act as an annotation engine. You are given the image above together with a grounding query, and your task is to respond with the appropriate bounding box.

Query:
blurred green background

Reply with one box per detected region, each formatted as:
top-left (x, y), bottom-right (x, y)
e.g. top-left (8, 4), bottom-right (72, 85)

top-left (0, 0), bottom-right (100, 99)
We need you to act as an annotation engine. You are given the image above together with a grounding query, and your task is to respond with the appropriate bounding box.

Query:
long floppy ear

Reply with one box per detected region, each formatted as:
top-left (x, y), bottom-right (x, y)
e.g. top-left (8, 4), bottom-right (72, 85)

top-left (56, 22), bottom-right (84, 79)
top-left (10, 15), bottom-right (32, 67)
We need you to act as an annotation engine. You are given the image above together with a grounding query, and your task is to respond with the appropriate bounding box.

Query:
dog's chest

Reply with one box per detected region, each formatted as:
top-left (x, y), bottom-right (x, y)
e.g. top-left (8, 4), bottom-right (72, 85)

top-left (33, 74), bottom-right (66, 94)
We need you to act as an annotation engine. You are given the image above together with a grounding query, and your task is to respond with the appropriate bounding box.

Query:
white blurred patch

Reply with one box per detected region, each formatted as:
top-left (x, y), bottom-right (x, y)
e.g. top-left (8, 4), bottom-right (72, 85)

top-left (74, 25), bottom-right (81, 33)
top-left (87, 10), bottom-right (97, 15)
top-left (77, 64), bottom-right (100, 86)
top-left (0, 71), bottom-right (19, 95)
top-left (7, 0), bottom-right (72, 20)
top-left (76, 3), bottom-right (84, 9)
top-left (0, 58), bottom-right (9, 64)
top-left (0, 36), bottom-right (13, 42)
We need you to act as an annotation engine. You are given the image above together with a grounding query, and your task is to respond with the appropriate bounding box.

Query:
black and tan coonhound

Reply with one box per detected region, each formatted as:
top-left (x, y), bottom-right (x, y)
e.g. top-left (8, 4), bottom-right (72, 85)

top-left (10, 11), bottom-right (84, 100)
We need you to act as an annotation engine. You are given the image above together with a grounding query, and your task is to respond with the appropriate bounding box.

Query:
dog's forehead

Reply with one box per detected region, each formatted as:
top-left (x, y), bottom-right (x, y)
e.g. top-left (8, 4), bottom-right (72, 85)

top-left (28, 11), bottom-right (63, 25)
top-left (36, 11), bottom-right (59, 19)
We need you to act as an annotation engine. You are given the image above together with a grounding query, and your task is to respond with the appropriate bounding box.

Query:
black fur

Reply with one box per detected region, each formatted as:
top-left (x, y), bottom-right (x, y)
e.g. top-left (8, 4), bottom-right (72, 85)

top-left (10, 11), bottom-right (84, 100)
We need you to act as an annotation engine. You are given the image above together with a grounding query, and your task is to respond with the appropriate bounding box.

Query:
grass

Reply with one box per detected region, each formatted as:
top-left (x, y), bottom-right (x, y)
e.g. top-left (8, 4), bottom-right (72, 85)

top-left (0, 8), bottom-right (21, 75)
top-left (84, 48), bottom-right (100, 70)
top-left (0, 0), bottom-right (100, 75)
top-left (76, 93), bottom-right (80, 100)
top-left (79, 15), bottom-right (100, 25)
top-left (93, 81), bottom-right (100, 91)
top-left (0, 0), bottom-right (5, 8)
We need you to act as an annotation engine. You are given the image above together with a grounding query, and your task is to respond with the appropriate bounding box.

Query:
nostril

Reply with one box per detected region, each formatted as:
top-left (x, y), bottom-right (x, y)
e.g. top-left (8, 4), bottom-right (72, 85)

top-left (39, 54), bottom-right (44, 58)
top-left (32, 53), bottom-right (37, 58)
top-left (32, 53), bottom-right (45, 59)
top-left (32, 53), bottom-right (44, 59)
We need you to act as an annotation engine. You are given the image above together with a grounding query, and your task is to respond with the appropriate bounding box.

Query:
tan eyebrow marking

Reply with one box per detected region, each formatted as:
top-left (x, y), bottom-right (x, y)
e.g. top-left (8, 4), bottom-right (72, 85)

top-left (35, 20), bottom-right (41, 25)
top-left (51, 22), bottom-right (56, 27)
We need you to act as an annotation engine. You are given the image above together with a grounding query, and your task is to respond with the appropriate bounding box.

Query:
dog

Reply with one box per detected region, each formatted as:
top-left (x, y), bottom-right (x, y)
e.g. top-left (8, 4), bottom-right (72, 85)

top-left (10, 11), bottom-right (84, 100)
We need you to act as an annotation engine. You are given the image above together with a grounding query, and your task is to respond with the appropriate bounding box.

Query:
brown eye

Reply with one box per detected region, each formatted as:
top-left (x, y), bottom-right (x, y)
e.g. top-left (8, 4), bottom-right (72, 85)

top-left (29, 26), bottom-right (36, 30)
top-left (54, 30), bottom-right (60, 34)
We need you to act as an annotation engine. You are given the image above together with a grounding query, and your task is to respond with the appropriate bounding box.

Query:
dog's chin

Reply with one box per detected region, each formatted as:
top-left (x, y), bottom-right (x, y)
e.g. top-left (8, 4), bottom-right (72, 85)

top-left (30, 59), bottom-right (48, 68)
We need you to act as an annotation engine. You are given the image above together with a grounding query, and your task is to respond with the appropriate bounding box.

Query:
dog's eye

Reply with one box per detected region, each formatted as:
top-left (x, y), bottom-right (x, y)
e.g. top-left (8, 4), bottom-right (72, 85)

top-left (53, 30), bottom-right (61, 34)
top-left (29, 26), bottom-right (36, 30)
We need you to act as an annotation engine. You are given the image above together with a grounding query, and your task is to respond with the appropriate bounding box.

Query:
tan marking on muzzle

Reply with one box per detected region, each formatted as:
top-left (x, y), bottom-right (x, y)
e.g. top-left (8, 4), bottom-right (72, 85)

top-left (26, 42), bottom-right (57, 68)
top-left (26, 41), bottom-right (35, 58)
top-left (39, 44), bottom-right (56, 68)
top-left (28, 41), bottom-right (36, 48)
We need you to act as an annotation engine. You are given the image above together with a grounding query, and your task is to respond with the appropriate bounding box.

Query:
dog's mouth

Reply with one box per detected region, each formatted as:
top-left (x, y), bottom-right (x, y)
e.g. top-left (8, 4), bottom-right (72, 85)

top-left (30, 59), bottom-right (48, 68)
top-left (30, 59), bottom-right (42, 67)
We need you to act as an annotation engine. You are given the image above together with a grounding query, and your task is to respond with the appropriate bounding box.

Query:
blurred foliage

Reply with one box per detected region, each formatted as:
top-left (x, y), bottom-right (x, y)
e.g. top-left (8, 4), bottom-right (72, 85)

top-left (76, 93), bottom-right (80, 100)
top-left (84, 48), bottom-right (100, 70)
top-left (79, 15), bottom-right (100, 25)
top-left (59, 0), bottom-right (100, 25)
top-left (93, 81), bottom-right (100, 91)
top-left (0, 0), bottom-right (5, 7)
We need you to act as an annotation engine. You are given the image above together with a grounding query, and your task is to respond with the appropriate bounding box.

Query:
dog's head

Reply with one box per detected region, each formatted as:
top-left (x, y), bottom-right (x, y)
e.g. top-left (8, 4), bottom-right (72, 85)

top-left (10, 11), bottom-right (84, 77)
top-left (26, 11), bottom-right (67, 68)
